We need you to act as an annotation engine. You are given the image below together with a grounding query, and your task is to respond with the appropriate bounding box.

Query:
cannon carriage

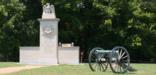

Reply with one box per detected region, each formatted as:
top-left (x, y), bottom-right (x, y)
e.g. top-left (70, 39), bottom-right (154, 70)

top-left (88, 46), bottom-right (130, 73)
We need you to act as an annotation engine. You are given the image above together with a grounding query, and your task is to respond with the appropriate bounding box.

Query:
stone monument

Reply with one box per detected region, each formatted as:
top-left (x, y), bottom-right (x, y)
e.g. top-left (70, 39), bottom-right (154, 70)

top-left (20, 3), bottom-right (79, 65)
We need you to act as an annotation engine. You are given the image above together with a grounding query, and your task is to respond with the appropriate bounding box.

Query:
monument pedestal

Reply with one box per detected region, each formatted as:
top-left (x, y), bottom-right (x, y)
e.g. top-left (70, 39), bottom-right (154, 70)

top-left (39, 18), bottom-right (59, 65)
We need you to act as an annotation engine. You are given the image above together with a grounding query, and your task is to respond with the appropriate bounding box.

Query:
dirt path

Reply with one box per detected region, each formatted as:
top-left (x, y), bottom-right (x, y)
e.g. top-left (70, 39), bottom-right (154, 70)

top-left (0, 65), bottom-right (44, 75)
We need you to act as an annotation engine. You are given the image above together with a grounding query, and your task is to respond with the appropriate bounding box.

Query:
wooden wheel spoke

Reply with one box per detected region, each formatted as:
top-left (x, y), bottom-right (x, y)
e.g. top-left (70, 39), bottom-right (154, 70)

top-left (101, 64), bottom-right (105, 71)
top-left (101, 62), bottom-right (107, 71)
top-left (99, 63), bottom-right (102, 71)
top-left (119, 48), bottom-right (122, 59)
top-left (122, 55), bottom-right (128, 59)
top-left (120, 63), bottom-right (128, 70)
top-left (120, 51), bottom-right (126, 59)
top-left (116, 64), bottom-right (119, 72)
top-left (118, 64), bottom-right (121, 72)
top-left (120, 65), bottom-right (123, 72)
top-left (94, 63), bottom-right (99, 71)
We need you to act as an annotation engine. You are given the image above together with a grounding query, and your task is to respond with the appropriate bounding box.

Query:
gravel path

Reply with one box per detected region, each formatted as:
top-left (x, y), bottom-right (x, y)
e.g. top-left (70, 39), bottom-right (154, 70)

top-left (0, 65), bottom-right (44, 74)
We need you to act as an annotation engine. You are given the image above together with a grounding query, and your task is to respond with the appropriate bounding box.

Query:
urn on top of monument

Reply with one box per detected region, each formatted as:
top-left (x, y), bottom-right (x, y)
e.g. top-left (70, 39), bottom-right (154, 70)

top-left (42, 3), bottom-right (56, 19)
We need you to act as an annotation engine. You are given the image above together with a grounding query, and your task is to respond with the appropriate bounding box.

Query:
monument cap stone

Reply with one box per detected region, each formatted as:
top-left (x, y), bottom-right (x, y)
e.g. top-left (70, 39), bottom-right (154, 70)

top-left (42, 3), bottom-right (56, 19)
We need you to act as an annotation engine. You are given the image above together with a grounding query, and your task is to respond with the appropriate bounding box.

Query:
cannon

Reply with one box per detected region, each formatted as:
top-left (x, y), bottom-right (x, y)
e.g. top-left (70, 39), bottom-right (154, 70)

top-left (88, 46), bottom-right (130, 73)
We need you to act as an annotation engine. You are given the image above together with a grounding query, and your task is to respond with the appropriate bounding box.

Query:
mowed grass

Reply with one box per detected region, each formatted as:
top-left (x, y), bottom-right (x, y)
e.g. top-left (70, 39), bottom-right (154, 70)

top-left (3, 63), bottom-right (156, 75)
top-left (0, 62), bottom-right (22, 68)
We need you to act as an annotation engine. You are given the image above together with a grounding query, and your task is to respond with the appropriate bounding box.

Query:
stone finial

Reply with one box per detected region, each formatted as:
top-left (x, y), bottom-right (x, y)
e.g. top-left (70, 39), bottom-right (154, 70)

top-left (42, 3), bottom-right (56, 19)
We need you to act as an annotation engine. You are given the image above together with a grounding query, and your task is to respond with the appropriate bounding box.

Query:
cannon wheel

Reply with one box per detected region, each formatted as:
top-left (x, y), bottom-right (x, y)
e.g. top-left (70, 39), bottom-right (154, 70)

top-left (88, 47), bottom-right (108, 72)
top-left (109, 46), bottom-right (130, 73)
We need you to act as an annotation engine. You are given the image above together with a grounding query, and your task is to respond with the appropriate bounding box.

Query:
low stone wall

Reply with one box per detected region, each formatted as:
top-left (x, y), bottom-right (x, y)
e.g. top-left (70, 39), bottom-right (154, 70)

top-left (20, 47), bottom-right (40, 65)
top-left (58, 46), bottom-right (79, 64)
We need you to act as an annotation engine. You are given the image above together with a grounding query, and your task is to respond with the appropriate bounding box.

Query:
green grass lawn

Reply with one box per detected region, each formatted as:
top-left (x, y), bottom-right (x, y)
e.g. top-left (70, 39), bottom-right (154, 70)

top-left (3, 63), bottom-right (156, 75)
top-left (0, 62), bottom-right (21, 68)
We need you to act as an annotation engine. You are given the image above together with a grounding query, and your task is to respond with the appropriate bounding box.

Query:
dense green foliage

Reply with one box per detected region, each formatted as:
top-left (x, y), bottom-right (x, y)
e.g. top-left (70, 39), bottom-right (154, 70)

top-left (0, 0), bottom-right (41, 61)
top-left (0, 0), bottom-right (156, 62)
top-left (0, 0), bottom-right (25, 61)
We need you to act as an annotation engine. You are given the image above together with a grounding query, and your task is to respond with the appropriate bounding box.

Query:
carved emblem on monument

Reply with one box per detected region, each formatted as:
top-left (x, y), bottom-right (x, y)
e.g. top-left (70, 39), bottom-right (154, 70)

top-left (43, 26), bottom-right (54, 35)
top-left (42, 3), bottom-right (56, 19)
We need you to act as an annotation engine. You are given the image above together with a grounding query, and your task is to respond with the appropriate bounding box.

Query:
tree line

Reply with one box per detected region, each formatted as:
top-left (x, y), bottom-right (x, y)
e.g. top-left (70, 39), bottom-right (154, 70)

top-left (0, 0), bottom-right (156, 62)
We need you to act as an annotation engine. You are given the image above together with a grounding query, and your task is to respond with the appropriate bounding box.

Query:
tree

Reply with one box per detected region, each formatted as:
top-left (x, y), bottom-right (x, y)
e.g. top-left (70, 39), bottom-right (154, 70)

top-left (0, 0), bottom-right (42, 61)
top-left (0, 0), bottom-right (25, 61)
